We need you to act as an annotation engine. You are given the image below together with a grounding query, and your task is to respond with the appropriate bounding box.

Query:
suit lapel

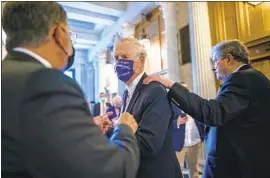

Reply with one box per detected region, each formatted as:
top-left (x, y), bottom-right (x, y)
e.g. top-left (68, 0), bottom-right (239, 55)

top-left (126, 73), bottom-right (147, 113)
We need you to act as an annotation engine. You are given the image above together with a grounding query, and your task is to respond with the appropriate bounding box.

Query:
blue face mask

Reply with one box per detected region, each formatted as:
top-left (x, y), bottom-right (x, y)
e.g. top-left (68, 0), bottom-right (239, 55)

top-left (114, 59), bottom-right (134, 82)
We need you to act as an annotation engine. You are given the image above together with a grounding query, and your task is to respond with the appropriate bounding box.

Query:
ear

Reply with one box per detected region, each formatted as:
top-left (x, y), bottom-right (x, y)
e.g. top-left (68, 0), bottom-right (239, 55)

top-left (225, 53), bottom-right (234, 65)
top-left (139, 53), bottom-right (145, 64)
top-left (54, 25), bottom-right (72, 56)
top-left (54, 26), bottom-right (65, 46)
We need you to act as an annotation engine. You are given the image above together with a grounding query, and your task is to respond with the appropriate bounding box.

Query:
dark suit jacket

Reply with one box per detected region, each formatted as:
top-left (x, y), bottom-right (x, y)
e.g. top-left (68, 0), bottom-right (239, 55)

top-left (172, 104), bottom-right (205, 152)
top-left (2, 51), bottom-right (140, 178)
top-left (93, 102), bottom-right (112, 117)
top-left (125, 73), bottom-right (182, 178)
top-left (168, 65), bottom-right (270, 178)
top-left (172, 104), bottom-right (185, 152)
top-left (106, 106), bottom-right (119, 121)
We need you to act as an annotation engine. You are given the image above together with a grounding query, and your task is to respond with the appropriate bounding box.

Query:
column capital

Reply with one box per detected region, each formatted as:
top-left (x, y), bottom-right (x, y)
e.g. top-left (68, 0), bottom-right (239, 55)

top-left (157, 2), bottom-right (175, 18)
top-left (120, 23), bottom-right (135, 38)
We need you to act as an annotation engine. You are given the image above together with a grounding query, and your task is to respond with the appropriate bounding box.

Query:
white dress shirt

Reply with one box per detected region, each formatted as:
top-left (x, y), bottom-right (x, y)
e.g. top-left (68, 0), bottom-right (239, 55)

top-left (184, 115), bottom-right (201, 147)
top-left (124, 72), bottom-right (144, 112)
top-left (13, 47), bottom-right (52, 68)
top-left (100, 101), bottom-right (106, 116)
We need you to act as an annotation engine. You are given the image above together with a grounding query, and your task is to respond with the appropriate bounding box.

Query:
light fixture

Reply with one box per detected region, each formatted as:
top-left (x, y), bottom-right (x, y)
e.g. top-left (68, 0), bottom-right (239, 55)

top-left (139, 14), bottom-right (151, 50)
top-left (247, 2), bottom-right (262, 6)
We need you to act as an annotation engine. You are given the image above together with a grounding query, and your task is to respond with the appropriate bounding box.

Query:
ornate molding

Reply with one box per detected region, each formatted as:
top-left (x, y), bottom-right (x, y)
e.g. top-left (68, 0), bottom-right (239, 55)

top-left (156, 2), bottom-right (168, 17)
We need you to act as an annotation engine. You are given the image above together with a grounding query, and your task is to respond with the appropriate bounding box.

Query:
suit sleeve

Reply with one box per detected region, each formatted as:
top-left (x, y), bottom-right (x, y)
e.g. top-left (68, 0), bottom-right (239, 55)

top-left (136, 83), bottom-right (172, 156)
top-left (20, 69), bottom-right (140, 178)
top-left (168, 72), bottom-right (250, 126)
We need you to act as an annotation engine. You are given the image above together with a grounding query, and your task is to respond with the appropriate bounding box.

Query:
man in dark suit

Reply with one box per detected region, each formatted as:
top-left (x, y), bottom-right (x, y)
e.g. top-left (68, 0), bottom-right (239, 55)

top-left (93, 92), bottom-right (112, 117)
top-left (172, 104), bottom-right (186, 154)
top-left (144, 39), bottom-right (270, 178)
top-left (114, 38), bottom-right (181, 178)
top-left (2, 2), bottom-right (140, 178)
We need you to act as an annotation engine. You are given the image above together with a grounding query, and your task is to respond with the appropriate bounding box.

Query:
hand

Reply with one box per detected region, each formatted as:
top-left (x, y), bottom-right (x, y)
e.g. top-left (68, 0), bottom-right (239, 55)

top-left (177, 115), bottom-right (188, 126)
top-left (114, 112), bottom-right (138, 134)
top-left (94, 112), bottom-right (113, 133)
top-left (143, 74), bottom-right (174, 89)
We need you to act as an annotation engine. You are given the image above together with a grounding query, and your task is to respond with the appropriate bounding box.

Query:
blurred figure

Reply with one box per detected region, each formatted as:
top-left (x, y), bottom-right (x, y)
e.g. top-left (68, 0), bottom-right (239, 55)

top-left (107, 95), bottom-right (122, 122)
top-left (2, 2), bottom-right (140, 178)
top-left (176, 82), bottom-right (205, 178)
top-left (114, 37), bottom-right (181, 178)
top-left (143, 39), bottom-right (270, 178)
top-left (172, 103), bottom-right (187, 155)
top-left (93, 92), bottom-right (112, 116)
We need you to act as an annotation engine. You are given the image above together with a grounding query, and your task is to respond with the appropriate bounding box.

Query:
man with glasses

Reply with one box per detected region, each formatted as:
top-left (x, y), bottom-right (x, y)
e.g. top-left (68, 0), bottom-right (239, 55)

top-left (143, 39), bottom-right (270, 178)
top-left (2, 2), bottom-right (140, 178)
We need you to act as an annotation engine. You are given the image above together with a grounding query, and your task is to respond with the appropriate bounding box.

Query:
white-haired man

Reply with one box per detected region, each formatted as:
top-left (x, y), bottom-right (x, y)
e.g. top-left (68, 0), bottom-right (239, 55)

top-left (114, 38), bottom-right (182, 178)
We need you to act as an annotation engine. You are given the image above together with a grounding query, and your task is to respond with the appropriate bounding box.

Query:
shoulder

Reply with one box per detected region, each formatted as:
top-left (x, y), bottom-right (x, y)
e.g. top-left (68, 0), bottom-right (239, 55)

top-left (26, 68), bottom-right (82, 94)
top-left (142, 81), bottom-right (167, 95)
top-left (140, 81), bottom-right (168, 103)
top-left (223, 70), bottom-right (247, 88)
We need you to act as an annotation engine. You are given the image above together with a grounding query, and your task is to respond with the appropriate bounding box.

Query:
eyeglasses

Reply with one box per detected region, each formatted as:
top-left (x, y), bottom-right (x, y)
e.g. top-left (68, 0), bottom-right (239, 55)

top-left (70, 31), bottom-right (77, 45)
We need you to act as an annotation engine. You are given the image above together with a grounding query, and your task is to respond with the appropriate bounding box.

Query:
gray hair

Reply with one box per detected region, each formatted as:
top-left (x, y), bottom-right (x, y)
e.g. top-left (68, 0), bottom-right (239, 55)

top-left (2, 2), bottom-right (67, 51)
top-left (211, 39), bottom-right (250, 64)
top-left (113, 95), bottom-right (122, 104)
top-left (114, 37), bottom-right (147, 61)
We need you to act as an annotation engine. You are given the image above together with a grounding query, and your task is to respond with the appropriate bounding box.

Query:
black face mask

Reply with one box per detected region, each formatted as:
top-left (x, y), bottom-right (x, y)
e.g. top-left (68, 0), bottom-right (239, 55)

top-left (64, 46), bottom-right (75, 71)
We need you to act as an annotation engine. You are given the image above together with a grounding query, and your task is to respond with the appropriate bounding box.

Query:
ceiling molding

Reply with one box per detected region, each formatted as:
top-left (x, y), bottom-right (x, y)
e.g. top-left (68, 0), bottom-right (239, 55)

top-left (74, 43), bottom-right (94, 49)
top-left (66, 11), bottom-right (116, 26)
top-left (89, 2), bottom-right (157, 60)
top-left (58, 2), bottom-right (125, 17)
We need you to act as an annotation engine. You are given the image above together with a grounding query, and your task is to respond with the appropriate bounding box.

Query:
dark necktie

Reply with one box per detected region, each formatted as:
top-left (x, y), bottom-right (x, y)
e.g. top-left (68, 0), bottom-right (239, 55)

top-left (121, 90), bottom-right (129, 114)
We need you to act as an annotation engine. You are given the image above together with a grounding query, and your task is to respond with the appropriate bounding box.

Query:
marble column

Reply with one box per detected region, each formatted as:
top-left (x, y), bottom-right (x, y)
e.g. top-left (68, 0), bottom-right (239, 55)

top-left (93, 57), bottom-right (100, 102)
top-left (159, 2), bottom-right (181, 83)
top-left (84, 62), bottom-right (95, 111)
top-left (188, 2), bottom-right (216, 99)
top-left (2, 28), bottom-right (7, 59)
top-left (188, 1), bottom-right (217, 170)
top-left (98, 51), bottom-right (107, 94)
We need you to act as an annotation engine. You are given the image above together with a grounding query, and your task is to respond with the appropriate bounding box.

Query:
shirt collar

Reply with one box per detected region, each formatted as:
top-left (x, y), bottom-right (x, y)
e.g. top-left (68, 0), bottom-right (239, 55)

top-left (13, 47), bottom-right (52, 68)
top-left (233, 64), bottom-right (248, 73)
top-left (126, 72), bottom-right (144, 96)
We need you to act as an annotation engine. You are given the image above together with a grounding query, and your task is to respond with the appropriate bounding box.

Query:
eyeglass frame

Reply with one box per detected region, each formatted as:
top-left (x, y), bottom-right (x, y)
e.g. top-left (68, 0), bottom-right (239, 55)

top-left (69, 31), bottom-right (77, 45)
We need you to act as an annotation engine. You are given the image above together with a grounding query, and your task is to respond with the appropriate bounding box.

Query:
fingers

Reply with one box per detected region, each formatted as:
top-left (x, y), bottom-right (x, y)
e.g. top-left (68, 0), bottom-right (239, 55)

top-left (105, 111), bottom-right (113, 117)
top-left (116, 112), bottom-right (138, 134)
top-left (143, 75), bottom-right (159, 85)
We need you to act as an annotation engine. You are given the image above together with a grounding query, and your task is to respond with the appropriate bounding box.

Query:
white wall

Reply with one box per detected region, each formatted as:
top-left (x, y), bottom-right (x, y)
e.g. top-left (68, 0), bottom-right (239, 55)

top-left (175, 2), bottom-right (193, 90)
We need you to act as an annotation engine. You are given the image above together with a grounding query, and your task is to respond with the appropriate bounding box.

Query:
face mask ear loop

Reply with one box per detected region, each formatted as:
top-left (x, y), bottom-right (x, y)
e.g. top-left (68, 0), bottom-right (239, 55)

top-left (54, 28), bottom-right (70, 57)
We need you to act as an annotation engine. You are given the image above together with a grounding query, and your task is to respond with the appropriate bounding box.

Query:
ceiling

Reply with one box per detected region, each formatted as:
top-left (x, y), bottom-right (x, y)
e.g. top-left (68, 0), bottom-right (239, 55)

top-left (58, 1), bottom-right (157, 60)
